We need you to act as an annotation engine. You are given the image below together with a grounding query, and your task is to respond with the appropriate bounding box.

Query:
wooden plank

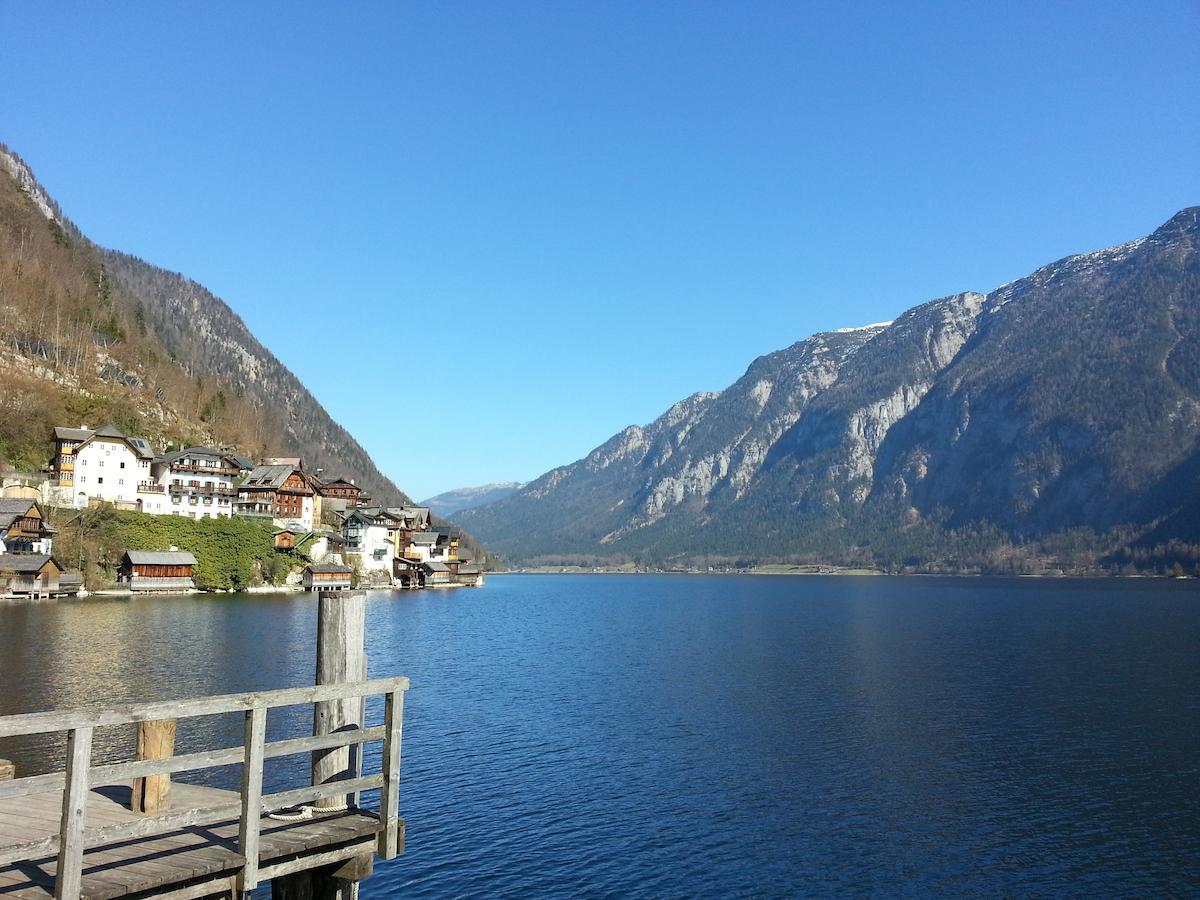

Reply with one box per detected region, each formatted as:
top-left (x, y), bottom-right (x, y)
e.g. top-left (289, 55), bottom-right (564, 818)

top-left (137, 874), bottom-right (238, 900)
top-left (0, 677), bottom-right (408, 738)
top-left (55, 725), bottom-right (92, 900)
top-left (236, 707), bottom-right (266, 892)
top-left (0, 725), bottom-right (388, 801)
top-left (83, 802), bottom-right (242, 850)
top-left (0, 813), bottom-right (381, 900)
top-left (256, 838), bottom-right (375, 882)
top-left (378, 688), bottom-right (404, 859)
top-left (262, 776), bottom-right (381, 813)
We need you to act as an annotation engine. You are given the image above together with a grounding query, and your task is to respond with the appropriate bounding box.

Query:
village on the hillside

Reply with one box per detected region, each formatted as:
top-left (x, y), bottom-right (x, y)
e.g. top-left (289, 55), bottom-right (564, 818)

top-left (0, 423), bottom-right (483, 598)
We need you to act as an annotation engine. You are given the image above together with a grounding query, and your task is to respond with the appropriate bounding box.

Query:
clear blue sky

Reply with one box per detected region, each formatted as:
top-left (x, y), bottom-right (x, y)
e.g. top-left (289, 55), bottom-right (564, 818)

top-left (3, 2), bottom-right (1197, 500)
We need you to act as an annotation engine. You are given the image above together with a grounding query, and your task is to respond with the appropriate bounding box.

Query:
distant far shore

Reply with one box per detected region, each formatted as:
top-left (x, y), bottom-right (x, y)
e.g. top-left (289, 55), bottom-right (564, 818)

top-left (493, 566), bottom-right (1191, 579)
top-left (498, 565), bottom-right (884, 576)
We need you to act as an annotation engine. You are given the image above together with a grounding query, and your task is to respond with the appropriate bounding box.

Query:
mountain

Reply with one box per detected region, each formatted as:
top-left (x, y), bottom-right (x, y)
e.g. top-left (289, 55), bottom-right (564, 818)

top-left (0, 144), bottom-right (410, 504)
top-left (458, 207), bottom-right (1200, 574)
top-left (422, 482), bottom-right (525, 518)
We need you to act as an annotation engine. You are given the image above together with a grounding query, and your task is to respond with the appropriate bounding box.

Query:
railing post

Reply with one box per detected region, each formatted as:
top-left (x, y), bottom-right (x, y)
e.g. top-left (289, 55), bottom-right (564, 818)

top-left (378, 687), bottom-right (404, 859)
top-left (133, 719), bottom-right (177, 813)
top-left (56, 725), bottom-right (93, 900)
top-left (238, 706), bottom-right (267, 893)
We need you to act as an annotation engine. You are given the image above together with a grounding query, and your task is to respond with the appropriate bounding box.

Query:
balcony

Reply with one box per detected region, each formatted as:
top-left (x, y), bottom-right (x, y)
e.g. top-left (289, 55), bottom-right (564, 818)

top-left (137, 483), bottom-right (166, 493)
top-left (170, 461), bottom-right (241, 476)
top-left (169, 483), bottom-right (236, 497)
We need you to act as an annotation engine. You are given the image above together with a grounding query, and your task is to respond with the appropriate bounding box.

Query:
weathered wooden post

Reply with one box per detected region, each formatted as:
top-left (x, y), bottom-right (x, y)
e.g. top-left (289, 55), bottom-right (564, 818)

top-left (132, 719), bottom-right (176, 813)
top-left (312, 590), bottom-right (367, 809)
top-left (275, 590), bottom-right (368, 899)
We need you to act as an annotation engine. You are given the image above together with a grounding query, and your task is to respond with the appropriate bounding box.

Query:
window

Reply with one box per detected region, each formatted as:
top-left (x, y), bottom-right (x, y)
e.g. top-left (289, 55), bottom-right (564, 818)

top-left (98, 477), bottom-right (104, 484)
top-left (120, 462), bottom-right (125, 469)
top-left (79, 476), bottom-right (86, 483)
top-left (118, 479), bottom-right (124, 485)
top-left (99, 460), bottom-right (104, 467)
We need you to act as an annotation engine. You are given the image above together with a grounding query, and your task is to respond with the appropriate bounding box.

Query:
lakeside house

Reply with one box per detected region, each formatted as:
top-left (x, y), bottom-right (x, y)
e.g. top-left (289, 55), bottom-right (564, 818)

top-left (49, 424), bottom-right (155, 509)
top-left (302, 563), bottom-right (353, 592)
top-left (340, 504), bottom-right (482, 588)
top-left (144, 447), bottom-right (246, 518)
top-left (0, 553), bottom-right (67, 599)
top-left (0, 499), bottom-right (56, 554)
top-left (340, 507), bottom-right (405, 574)
top-left (315, 477), bottom-right (369, 514)
top-left (118, 550), bottom-right (197, 592)
top-left (236, 464), bottom-right (316, 530)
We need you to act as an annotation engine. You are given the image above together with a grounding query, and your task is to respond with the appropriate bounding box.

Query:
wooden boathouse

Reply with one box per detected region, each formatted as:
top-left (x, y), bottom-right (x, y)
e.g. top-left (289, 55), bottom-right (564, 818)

top-left (0, 554), bottom-right (64, 600)
top-left (117, 551), bottom-right (197, 593)
top-left (0, 591), bottom-right (406, 898)
top-left (302, 564), bottom-right (353, 592)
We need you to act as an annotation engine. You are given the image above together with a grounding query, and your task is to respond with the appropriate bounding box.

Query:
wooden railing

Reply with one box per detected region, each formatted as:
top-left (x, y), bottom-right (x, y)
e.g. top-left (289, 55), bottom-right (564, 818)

top-left (0, 677), bottom-right (408, 898)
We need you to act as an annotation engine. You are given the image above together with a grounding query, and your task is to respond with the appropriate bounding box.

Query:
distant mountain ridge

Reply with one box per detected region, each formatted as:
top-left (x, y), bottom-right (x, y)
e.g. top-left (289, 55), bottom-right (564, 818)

top-left (422, 482), bottom-right (525, 518)
top-left (0, 143), bottom-right (410, 505)
top-left (459, 207), bottom-right (1200, 573)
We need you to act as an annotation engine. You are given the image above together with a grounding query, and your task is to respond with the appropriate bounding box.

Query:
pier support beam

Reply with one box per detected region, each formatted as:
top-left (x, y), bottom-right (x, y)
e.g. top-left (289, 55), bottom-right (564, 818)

top-left (311, 590), bottom-right (366, 810)
top-left (277, 590), bottom-right (368, 900)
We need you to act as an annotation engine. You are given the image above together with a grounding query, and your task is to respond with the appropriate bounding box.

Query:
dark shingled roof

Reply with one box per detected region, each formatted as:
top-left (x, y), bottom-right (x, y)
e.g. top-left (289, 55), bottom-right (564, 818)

top-left (241, 465), bottom-right (298, 489)
top-left (0, 553), bottom-right (58, 573)
top-left (124, 550), bottom-right (198, 566)
top-left (63, 423), bottom-right (155, 459)
top-left (409, 532), bottom-right (443, 545)
top-left (306, 564), bottom-right (353, 574)
top-left (54, 427), bottom-right (94, 441)
top-left (160, 447), bottom-right (240, 466)
top-left (0, 499), bottom-right (39, 530)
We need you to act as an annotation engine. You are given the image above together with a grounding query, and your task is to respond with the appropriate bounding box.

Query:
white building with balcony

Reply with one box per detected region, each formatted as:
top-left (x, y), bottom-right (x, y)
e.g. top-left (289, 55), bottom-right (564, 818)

top-left (148, 447), bottom-right (246, 519)
top-left (50, 424), bottom-right (155, 508)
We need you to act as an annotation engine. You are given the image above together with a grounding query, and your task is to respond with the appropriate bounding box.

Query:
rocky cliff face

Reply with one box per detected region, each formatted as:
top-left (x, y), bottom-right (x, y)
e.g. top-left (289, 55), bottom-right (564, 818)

top-left (459, 208), bottom-right (1200, 569)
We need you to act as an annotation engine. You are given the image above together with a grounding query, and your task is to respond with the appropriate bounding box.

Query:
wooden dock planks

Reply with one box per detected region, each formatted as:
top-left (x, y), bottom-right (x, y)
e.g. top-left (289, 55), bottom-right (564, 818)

top-left (0, 783), bottom-right (382, 898)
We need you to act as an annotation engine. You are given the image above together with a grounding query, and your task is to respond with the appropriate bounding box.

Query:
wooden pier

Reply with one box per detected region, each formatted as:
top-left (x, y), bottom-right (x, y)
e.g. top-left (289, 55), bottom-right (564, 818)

top-left (0, 591), bottom-right (407, 899)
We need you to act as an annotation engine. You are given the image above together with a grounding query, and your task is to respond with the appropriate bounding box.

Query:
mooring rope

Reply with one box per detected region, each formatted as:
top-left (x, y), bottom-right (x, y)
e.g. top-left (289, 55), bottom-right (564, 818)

top-left (266, 800), bottom-right (351, 821)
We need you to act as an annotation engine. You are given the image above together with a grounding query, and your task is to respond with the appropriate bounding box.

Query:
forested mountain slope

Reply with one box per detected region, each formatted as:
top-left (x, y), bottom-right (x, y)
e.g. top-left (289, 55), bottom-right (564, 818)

top-left (459, 208), bottom-right (1200, 573)
top-left (0, 144), bottom-right (410, 505)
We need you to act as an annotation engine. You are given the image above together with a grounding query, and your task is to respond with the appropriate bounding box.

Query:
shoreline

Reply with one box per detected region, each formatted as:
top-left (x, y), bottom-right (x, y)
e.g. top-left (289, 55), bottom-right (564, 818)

top-left (490, 568), bottom-right (1191, 579)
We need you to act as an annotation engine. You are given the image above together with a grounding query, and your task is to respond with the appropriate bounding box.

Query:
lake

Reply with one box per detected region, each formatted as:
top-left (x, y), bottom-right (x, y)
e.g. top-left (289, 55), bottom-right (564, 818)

top-left (1, 575), bottom-right (1197, 896)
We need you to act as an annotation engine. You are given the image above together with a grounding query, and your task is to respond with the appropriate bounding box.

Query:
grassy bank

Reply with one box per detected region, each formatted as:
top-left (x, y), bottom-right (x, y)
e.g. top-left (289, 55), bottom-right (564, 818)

top-left (51, 505), bottom-right (305, 591)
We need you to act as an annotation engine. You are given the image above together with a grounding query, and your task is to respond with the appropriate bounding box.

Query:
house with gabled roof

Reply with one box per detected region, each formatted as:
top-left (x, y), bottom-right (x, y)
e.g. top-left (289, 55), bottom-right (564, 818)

top-left (117, 550), bottom-right (197, 592)
top-left (147, 446), bottom-right (243, 519)
top-left (402, 530), bottom-right (451, 563)
top-left (0, 553), bottom-right (65, 598)
top-left (51, 424), bottom-right (155, 508)
top-left (317, 478), bottom-right (367, 514)
top-left (302, 563), bottom-right (353, 592)
top-left (0, 498), bottom-right (56, 554)
top-left (341, 506), bottom-right (404, 573)
top-left (235, 465), bottom-right (315, 530)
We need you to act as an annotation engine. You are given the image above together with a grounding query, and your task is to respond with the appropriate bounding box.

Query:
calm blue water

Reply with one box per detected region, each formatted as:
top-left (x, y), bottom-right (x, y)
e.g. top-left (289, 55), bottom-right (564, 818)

top-left (1, 575), bottom-right (1197, 896)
